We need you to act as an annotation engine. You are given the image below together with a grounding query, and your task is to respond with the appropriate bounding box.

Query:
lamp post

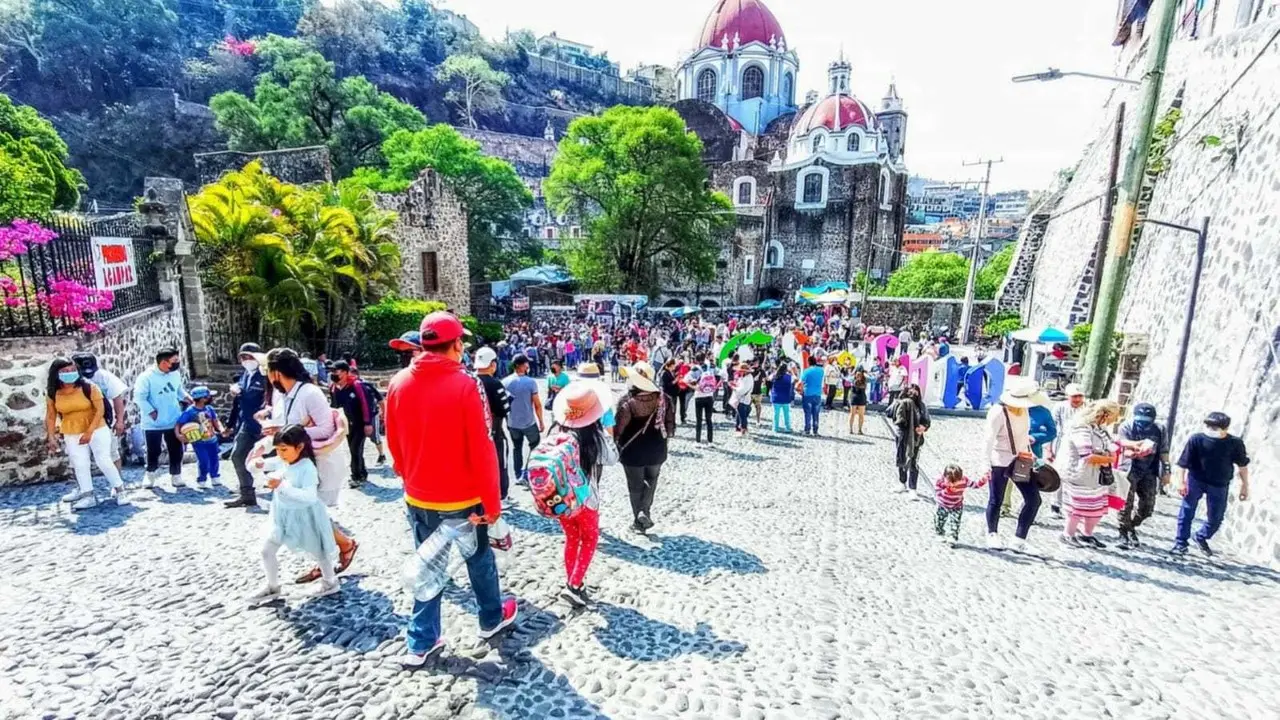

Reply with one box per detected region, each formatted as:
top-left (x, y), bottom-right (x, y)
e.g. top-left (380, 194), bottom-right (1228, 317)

top-left (1011, 68), bottom-right (1141, 86)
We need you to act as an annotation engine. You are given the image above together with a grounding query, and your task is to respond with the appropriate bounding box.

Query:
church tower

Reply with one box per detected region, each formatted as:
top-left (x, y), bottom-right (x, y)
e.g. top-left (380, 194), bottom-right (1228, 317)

top-left (876, 82), bottom-right (908, 162)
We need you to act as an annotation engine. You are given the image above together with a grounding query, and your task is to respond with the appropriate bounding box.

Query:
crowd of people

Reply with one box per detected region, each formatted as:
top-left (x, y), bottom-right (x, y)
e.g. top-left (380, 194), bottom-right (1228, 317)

top-left (37, 306), bottom-right (1253, 667)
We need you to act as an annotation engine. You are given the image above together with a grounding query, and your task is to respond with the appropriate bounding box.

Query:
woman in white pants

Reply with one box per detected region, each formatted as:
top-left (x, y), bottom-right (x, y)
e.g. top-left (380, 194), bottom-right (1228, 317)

top-left (45, 357), bottom-right (128, 510)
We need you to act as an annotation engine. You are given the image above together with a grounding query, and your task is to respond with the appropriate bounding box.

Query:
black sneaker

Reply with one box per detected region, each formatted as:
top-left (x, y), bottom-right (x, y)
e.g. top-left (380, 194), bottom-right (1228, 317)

top-left (637, 512), bottom-right (654, 531)
top-left (1050, 504), bottom-right (1063, 518)
top-left (1117, 531), bottom-right (1134, 550)
top-left (224, 497), bottom-right (258, 509)
top-left (559, 584), bottom-right (589, 608)
top-left (1169, 543), bottom-right (1189, 556)
top-left (1059, 535), bottom-right (1082, 549)
top-left (1194, 537), bottom-right (1214, 557)
top-left (1081, 535), bottom-right (1108, 550)
top-left (630, 521), bottom-right (646, 535)
top-left (1130, 529), bottom-right (1141, 547)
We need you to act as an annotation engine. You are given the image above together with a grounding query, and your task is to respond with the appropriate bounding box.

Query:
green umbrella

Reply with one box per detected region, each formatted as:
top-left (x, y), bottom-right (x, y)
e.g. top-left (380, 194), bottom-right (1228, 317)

top-left (718, 330), bottom-right (775, 364)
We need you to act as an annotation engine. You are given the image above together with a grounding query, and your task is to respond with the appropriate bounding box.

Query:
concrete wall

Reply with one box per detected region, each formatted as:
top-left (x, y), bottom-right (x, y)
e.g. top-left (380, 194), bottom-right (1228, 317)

top-left (1022, 19), bottom-right (1280, 566)
top-left (0, 304), bottom-right (187, 487)
top-left (376, 169), bottom-right (472, 314)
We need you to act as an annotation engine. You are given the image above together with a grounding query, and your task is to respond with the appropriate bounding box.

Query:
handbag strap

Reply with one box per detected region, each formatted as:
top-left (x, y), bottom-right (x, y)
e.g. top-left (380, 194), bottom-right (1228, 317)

top-left (1002, 407), bottom-right (1019, 458)
top-left (619, 404), bottom-right (658, 453)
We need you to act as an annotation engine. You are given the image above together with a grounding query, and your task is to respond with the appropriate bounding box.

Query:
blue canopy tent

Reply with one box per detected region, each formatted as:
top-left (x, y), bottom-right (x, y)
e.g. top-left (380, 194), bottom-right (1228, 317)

top-left (755, 299), bottom-right (783, 310)
top-left (508, 265), bottom-right (574, 286)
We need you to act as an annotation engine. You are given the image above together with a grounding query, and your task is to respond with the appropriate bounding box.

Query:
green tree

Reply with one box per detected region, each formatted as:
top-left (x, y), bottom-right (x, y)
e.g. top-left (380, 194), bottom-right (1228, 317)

top-left (982, 310), bottom-right (1022, 338)
top-left (352, 124), bottom-right (532, 280)
top-left (210, 36), bottom-right (427, 178)
top-left (0, 92), bottom-right (82, 221)
top-left (976, 244), bottom-right (1014, 300)
top-left (545, 106), bottom-right (732, 294)
top-left (880, 251), bottom-right (970, 299)
top-left (435, 53), bottom-right (509, 128)
top-left (189, 160), bottom-right (400, 348)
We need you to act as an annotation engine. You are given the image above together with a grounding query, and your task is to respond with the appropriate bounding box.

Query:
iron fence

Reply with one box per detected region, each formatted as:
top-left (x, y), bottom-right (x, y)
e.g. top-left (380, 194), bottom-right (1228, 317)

top-left (0, 214), bottom-right (162, 338)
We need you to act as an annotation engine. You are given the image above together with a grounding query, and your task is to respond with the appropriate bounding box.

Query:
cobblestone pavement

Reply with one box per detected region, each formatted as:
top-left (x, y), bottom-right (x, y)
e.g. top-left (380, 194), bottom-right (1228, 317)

top-left (2, 406), bottom-right (1278, 720)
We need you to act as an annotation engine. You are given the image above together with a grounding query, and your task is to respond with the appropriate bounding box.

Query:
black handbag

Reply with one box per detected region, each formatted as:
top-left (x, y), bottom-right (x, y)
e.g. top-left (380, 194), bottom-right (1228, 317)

top-left (1003, 408), bottom-right (1035, 483)
top-left (1032, 461), bottom-right (1061, 493)
top-left (1098, 465), bottom-right (1115, 487)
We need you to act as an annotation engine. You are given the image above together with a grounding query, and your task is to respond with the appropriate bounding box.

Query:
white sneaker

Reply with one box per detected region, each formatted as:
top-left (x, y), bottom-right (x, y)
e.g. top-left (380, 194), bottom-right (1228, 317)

top-left (247, 585), bottom-right (282, 606)
top-left (70, 494), bottom-right (98, 511)
top-left (396, 638), bottom-right (445, 668)
top-left (892, 485), bottom-right (909, 494)
top-left (111, 485), bottom-right (130, 506)
top-left (195, 479), bottom-right (209, 490)
top-left (311, 580), bottom-right (340, 598)
top-left (985, 533), bottom-right (1004, 550)
top-left (1010, 538), bottom-right (1037, 556)
top-left (170, 474), bottom-right (185, 489)
top-left (60, 488), bottom-right (85, 503)
top-left (141, 473), bottom-right (156, 489)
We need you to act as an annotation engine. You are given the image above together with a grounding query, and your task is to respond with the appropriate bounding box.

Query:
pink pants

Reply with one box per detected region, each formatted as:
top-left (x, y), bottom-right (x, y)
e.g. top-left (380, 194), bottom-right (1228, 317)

top-left (559, 507), bottom-right (600, 587)
top-left (1065, 513), bottom-right (1101, 537)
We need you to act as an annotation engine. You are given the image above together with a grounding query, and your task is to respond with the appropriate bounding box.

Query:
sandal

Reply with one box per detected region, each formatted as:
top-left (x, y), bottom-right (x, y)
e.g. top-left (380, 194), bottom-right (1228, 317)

top-left (337, 539), bottom-right (359, 573)
top-left (294, 567), bottom-right (323, 584)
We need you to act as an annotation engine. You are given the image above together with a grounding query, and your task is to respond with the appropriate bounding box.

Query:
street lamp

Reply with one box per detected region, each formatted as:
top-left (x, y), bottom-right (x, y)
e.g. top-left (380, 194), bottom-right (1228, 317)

top-left (1011, 68), bottom-right (1141, 86)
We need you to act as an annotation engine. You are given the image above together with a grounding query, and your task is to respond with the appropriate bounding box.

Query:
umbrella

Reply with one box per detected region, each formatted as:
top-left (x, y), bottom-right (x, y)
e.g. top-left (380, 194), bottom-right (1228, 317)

top-left (813, 289), bottom-right (849, 305)
top-left (718, 329), bottom-right (774, 364)
top-left (1011, 326), bottom-right (1071, 344)
top-left (756, 299), bottom-right (782, 310)
top-left (670, 306), bottom-right (701, 318)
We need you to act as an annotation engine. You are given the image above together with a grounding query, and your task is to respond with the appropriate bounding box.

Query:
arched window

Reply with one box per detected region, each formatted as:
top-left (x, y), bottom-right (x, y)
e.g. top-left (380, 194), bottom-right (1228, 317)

top-left (741, 66), bottom-right (764, 100)
top-left (847, 134), bottom-right (860, 152)
top-left (765, 241), bottom-right (784, 268)
top-left (880, 169), bottom-right (893, 206)
top-left (738, 182), bottom-right (753, 205)
top-left (782, 73), bottom-right (794, 105)
top-left (697, 68), bottom-right (717, 103)
top-left (811, 134), bottom-right (824, 152)
top-left (803, 173), bottom-right (824, 204)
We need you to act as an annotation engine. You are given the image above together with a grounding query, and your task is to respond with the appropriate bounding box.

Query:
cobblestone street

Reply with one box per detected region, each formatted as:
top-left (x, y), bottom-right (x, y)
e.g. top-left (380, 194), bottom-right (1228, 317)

top-left (2, 409), bottom-right (1276, 720)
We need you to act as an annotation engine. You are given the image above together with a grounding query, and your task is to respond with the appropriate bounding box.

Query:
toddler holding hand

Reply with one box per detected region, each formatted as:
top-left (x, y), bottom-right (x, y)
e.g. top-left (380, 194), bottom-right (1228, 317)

top-left (934, 464), bottom-right (987, 546)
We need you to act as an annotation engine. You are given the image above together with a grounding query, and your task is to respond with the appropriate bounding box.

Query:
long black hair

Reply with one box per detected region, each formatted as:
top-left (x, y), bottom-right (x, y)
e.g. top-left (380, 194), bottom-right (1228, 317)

top-left (266, 348), bottom-right (312, 383)
top-left (570, 420), bottom-right (603, 472)
top-left (273, 423), bottom-right (316, 463)
top-left (47, 356), bottom-right (91, 400)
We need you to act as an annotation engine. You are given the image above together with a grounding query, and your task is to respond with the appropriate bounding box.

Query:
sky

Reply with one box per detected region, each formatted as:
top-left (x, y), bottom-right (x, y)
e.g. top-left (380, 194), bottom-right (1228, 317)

top-left (442, 0), bottom-right (1128, 192)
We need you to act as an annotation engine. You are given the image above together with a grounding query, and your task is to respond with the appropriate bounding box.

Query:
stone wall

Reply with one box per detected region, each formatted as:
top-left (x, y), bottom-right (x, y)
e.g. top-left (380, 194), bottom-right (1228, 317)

top-left (861, 298), bottom-right (994, 340)
top-left (0, 303), bottom-right (187, 487)
top-left (995, 210), bottom-right (1052, 313)
top-left (1022, 19), bottom-right (1280, 566)
top-left (377, 169), bottom-right (471, 314)
top-left (193, 146), bottom-right (333, 187)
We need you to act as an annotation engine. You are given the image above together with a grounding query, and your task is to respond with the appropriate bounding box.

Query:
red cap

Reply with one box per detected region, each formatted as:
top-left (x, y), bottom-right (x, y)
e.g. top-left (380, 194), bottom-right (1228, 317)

top-left (419, 311), bottom-right (470, 344)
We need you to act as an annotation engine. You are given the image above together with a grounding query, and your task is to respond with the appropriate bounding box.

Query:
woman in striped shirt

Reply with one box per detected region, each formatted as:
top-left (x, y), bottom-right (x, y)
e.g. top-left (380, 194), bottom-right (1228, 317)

top-left (1057, 399), bottom-right (1124, 549)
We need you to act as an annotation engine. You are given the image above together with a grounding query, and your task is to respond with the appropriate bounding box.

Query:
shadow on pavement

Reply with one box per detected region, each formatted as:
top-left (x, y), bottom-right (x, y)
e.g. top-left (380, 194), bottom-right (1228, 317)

top-left (1112, 546), bottom-right (1280, 586)
top-left (592, 602), bottom-right (748, 662)
top-left (702, 445), bottom-right (773, 462)
top-left (353, 479), bottom-right (403, 504)
top-left (284, 574), bottom-right (404, 653)
top-left (503, 509), bottom-right (767, 576)
top-left (955, 545), bottom-right (1208, 596)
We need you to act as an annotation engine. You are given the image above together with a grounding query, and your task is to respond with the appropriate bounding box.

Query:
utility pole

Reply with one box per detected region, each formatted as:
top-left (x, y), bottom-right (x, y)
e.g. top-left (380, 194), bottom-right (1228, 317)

top-left (957, 157), bottom-right (1002, 345)
top-left (1080, 0), bottom-right (1180, 397)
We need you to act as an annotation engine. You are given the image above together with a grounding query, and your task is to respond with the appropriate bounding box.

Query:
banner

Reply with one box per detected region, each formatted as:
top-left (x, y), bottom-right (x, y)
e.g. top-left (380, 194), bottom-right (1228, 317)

top-left (511, 295), bottom-right (529, 311)
top-left (91, 237), bottom-right (138, 290)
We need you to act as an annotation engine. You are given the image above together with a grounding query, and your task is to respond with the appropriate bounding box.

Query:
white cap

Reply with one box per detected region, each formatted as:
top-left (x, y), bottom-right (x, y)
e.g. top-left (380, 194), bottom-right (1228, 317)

top-left (473, 347), bottom-right (497, 369)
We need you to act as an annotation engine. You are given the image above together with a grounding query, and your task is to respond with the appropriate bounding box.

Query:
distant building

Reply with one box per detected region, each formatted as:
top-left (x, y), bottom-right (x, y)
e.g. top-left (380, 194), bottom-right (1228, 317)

top-left (438, 9), bottom-right (479, 38)
top-left (903, 231), bottom-right (944, 254)
top-left (628, 64), bottom-right (678, 102)
top-left (990, 190), bottom-right (1031, 219)
top-left (538, 32), bottom-right (620, 75)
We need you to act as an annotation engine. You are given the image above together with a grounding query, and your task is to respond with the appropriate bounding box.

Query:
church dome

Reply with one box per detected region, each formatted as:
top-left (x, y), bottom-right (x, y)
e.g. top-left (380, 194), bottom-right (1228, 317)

top-left (792, 94), bottom-right (877, 135)
top-left (697, 0), bottom-right (787, 50)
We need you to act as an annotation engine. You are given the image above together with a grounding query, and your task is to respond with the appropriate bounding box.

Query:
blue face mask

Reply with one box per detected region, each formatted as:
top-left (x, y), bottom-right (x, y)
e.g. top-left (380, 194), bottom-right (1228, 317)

top-left (58, 371), bottom-right (80, 384)
top-left (1133, 418), bottom-right (1154, 428)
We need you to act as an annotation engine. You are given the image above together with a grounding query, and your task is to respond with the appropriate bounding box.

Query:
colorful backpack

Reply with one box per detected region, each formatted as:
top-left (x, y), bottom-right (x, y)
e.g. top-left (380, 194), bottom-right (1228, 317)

top-left (527, 432), bottom-right (593, 518)
top-left (696, 372), bottom-right (719, 395)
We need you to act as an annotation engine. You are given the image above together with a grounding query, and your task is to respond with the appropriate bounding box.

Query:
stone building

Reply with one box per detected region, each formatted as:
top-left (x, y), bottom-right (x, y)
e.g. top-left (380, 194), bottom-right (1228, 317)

top-left (194, 146), bottom-right (333, 186)
top-left (662, 0), bottom-right (909, 308)
top-left (376, 169), bottom-right (472, 314)
top-left (998, 6), bottom-right (1280, 566)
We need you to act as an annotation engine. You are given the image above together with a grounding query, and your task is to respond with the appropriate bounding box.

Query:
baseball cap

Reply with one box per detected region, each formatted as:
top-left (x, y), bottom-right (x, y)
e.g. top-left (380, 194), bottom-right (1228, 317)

top-left (419, 311), bottom-right (471, 345)
top-left (237, 342), bottom-right (262, 359)
top-left (71, 352), bottom-right (99, 377)
top-left (389, 330), bottom-right (422, 352)
top-left (189, 385), bottom-right (216, 400)
top-left (1064, 383), bottom-right (1085, 397)
top-left (331, 360), bottom-right (350, 373)
top-left (473, 346), bottom-right (497, 369)
top-left (1133, 403), bottom-right (1157, 420)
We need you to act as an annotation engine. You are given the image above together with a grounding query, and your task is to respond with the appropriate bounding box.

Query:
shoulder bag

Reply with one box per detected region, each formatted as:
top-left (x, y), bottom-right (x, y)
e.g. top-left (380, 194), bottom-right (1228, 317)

top-left (1003, 408), bottom-right (1035, 483)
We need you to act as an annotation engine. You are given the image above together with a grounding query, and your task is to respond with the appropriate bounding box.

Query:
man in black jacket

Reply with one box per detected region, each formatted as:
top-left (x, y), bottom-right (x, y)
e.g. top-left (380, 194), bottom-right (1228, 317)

top-left (330, 360), bottom-right (375, 488)
top-left (473, 347), bottom-right (513, 506)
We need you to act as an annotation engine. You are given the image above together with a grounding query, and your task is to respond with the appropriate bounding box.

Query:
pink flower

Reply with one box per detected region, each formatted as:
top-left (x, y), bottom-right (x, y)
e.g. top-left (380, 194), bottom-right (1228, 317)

top-left (4, 297), bottom-right (21, 308)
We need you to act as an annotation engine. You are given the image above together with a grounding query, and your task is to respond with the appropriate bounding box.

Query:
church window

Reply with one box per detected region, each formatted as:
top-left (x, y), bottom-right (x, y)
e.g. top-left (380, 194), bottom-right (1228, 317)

top-left (782, 73), bottom-right (794, 105)
top-left (847, 134), bottom-right (860, 152)
top-left (734, 177), bottom-right (755, 206)
top-left (880, 169), bottom-right (893, 207)
top-left (742, 66), bottom-right (764, 100)
top-left (743, 256), bottom-right (755, 285)
top-left (803, 173), bottom-right (824, 204)
top-left (697, 69), bottom-right (717, 103)
top-left (765, 241), bottom-right (784, 268)
top-left (811, 134), bottom-right (824, 153)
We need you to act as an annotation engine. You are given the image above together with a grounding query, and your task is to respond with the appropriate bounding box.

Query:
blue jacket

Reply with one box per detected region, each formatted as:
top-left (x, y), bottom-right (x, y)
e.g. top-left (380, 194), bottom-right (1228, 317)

top-left (133, 367), bottom-right (186, 431)
top-left (228, 369), bottom-right (268, 437)
top-left (1028, 404), bottom-right (1057, 458)
top-left (770, 371), bottom-right (795, 404)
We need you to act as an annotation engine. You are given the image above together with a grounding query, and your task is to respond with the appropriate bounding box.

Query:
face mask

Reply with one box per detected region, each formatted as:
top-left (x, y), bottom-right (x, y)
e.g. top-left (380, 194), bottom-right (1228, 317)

top-left (168, 361), bottom-right (181, 373)
top-left (242, 360), bottom-right (259, 373)
top-left (1133, 418), bottom-right (1153, 428)
top-left (272, 380), bottom-right (286, 393)
top-left (58, 371), bottom-right (80, 384)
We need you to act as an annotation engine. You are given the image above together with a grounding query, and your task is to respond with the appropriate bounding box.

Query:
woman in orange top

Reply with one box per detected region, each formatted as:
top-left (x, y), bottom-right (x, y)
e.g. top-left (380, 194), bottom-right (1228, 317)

top-left (45, 356), bottom-right (129, 510)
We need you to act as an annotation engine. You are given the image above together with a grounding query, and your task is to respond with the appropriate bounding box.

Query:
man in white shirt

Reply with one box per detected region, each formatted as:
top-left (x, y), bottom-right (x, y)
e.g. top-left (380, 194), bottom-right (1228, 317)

top-left (72, 352), bottom-right (128, 469)
top-left (897, 327), bottom-right (913, 358)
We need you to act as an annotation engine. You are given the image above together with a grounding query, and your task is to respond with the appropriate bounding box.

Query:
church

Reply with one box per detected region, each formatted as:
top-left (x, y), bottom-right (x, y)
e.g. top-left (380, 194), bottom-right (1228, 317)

top-left (661, 0), bottom-right (909, 308)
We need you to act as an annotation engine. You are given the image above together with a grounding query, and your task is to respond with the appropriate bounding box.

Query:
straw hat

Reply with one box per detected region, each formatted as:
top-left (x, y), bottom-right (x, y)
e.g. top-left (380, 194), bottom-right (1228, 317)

top-left (576, 362), bottom-right (602, 378)
top-left (552, 382), bottom-right (606, 429)
top-left (1001, 377), bottom-right (1050, 408)
top-left (627, 360), bottom-right (659, 392)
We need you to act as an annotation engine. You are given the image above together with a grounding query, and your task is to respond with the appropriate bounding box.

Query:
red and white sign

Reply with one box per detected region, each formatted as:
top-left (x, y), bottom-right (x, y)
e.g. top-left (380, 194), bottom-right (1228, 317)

top-left (91, 237), bottom-right (137, 291)
top-left (511, 295), bottom-right (530, 311)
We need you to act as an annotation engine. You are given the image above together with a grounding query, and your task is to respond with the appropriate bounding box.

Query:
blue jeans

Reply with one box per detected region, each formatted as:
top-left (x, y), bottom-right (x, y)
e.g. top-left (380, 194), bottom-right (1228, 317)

top-left (193, 441), bottom-right (221, 481)
top-left (801, 396), bottom-right (822, 434)
top-left (1175, 478), bottom-right (1230, 545)
top-left (405, 504), bottom-right (503, 653)
top-left (509, 424), bottom-right (541, 479)
top-left (772, 402), bottom-right (792, 432)
top-left (735, 403), bottom-right (750, 431)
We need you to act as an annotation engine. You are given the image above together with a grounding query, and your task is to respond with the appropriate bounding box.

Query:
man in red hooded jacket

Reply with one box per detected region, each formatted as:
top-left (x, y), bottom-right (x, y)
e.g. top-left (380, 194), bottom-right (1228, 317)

top-left (386, 311), bottom-right (518, 667)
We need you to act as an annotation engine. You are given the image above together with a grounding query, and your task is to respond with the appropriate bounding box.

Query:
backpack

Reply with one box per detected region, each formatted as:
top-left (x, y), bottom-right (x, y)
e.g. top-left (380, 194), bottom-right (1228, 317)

top-left (696, 373), bottom-right (719, 395)
top-left (527, 432), bottom-right (593, 518)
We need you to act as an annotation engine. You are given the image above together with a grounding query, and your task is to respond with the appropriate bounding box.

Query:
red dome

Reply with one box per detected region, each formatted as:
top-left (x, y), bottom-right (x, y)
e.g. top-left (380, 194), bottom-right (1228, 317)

top-left (794, 94), bottom-right (876, 134)
top-left (697, 0), bottom-right (786, 50)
